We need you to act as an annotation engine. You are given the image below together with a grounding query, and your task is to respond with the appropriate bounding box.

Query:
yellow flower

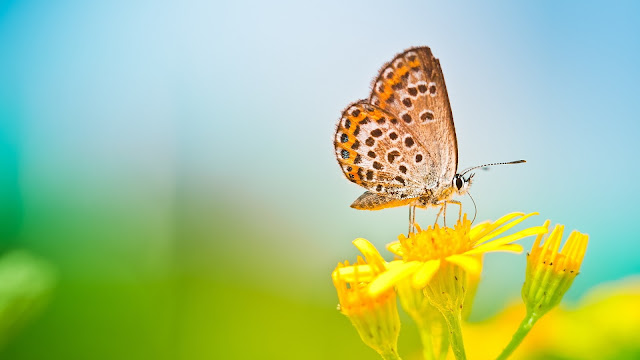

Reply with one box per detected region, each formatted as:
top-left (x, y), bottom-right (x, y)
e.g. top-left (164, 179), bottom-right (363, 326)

top-left (367, 212), bottom-right (547, 297)
top-left (355, 212), bottom-right (547, 360)
top-left (522, 221), bottom-right (588, 317)
top-left (332, 239), bottom-right (401, 359)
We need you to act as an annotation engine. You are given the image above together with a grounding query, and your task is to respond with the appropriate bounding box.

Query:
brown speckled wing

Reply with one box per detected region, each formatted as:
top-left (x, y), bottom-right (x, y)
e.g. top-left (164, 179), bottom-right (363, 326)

top-left (369, 47), bottom-right (458, 190)
top-left (334, 100), bottom-right (425, 200)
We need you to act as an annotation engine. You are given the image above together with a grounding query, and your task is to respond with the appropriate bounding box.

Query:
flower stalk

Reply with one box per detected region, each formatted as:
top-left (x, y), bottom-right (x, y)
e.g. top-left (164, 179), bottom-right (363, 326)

top-left (423, 262), bottom-right (468, 360)
top-left (396, 278), bottom-right (444, 360)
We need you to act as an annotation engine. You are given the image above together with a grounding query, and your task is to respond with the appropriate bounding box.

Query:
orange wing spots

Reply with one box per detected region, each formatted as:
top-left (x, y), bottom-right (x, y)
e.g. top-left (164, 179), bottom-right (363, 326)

top-left (376, 59), bottom-right (421, 108)
top-left (344, 165), bottom-right (363, 183)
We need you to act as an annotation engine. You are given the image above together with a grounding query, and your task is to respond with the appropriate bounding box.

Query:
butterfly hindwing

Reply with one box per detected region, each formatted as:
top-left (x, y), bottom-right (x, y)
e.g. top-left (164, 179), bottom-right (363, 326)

top-left (334, 101), bottom-right (425, 199)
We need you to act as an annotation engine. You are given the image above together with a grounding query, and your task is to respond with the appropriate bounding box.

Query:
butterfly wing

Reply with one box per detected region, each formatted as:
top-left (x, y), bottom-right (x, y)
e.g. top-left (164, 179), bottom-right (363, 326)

top-left (334, 101), bottom-right (427, 200)
top-left (369, 47), bottom-right (458, 189)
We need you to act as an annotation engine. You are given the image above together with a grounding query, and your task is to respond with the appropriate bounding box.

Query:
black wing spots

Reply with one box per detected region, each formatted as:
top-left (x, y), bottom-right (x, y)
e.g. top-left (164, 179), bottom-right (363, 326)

top-left (404, 136), bottom-right (415, 148)
top-left (387, 150), bottom-right (401, 164)
top-left (366, 170), bottom-right (374, 180)
top-left (371, 129), bottom-right (383, 137)
top-left (420, 110), bottom-right (435, 122)
top-left (365, 137), bottom-right (375, 147)
top-left (428, 82), bottom-right (437, 96)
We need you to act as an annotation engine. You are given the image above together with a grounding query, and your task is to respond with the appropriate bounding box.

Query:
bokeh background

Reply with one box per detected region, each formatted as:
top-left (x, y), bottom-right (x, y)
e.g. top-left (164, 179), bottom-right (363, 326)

top-left (1, 0), bottom-right (639, 359)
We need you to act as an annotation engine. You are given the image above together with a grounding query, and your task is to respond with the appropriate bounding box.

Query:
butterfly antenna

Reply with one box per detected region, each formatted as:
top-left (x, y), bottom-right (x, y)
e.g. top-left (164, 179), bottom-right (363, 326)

top-left (468, 192), bottom-right (477, 224)
top-left (460, 160), bottom-right (526, 176)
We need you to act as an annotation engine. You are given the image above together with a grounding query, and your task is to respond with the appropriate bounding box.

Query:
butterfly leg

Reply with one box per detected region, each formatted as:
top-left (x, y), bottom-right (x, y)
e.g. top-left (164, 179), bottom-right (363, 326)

top-left (447, 200), bottom-right (463, 222)
top-left (408, 205), bottom-right (418, 234)
top-left (443, 202), bottom-right (448, 227)
top-left (434, 204), bottom-right (444, 227)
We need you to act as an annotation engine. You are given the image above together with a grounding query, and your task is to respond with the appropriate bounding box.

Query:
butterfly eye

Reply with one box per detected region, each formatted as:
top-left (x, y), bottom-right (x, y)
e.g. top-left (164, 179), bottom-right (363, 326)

top-left (454, 175), bottom-right (464, 190)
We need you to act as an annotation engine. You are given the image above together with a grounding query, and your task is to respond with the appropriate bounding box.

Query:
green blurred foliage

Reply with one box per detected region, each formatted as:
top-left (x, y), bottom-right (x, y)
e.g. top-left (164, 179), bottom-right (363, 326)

top-left (0, 251), bottom-right (55, 348)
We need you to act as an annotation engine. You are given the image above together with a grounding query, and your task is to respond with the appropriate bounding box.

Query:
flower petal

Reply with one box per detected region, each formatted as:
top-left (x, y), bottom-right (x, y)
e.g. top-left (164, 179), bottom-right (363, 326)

top-left (386, 242), bottom-right (404, 257)
top-left (368, 261), bottom-right (422, 296)
top-left (466, 226), bottom-right (548, 255)
top-left (490, 243), bottom-right (524, 253)
top-left (353, 238), bottom-right (386, 273)
top-left (470, 212), bottom-right (524, 242)
top-left (411, 259), bottom-right (441, 289)
top-left (474, 212), bottom-right (538, 245)
top-left (446, 255), bottom-right (482, 275)
top-left (335, 263), bottom-right (376, 282)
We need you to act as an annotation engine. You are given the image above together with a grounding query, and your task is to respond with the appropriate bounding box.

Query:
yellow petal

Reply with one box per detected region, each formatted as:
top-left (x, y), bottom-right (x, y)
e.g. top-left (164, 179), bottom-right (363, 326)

top-left (467, 226), bottom-right (548, 255)
top-left (470, 212), bottom-right (524, 242)
top-left (353, 238), bottom-right (386, 273)
top-left (491, 243), bottom-right (524, 253)
top-left (446, 255), bottom-right (482, 275)
top-left (368, 261), bottom-right (422, 296)
top-left (411, 259), bottom-right (441, 288)
top-left (474, 212), bottom-right (538, 245)
top-left (386, 242), bottom-right (404, 257)
top-left (532, 220), bottom-right (551, 251)
top-left (335, 263), bottom-right (376, 282)
top-left (385, 260), bottom-right (405, 269)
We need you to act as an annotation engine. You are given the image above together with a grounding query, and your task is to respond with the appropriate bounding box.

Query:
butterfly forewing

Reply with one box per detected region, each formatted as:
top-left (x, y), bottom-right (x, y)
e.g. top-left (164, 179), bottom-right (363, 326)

top-left (369, 47), bottom-right (458, 189)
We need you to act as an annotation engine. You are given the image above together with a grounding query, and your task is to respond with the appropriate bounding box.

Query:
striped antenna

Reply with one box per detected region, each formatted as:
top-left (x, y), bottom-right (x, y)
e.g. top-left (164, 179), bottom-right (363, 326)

top-left (460, 160), bottom-right (526, 176)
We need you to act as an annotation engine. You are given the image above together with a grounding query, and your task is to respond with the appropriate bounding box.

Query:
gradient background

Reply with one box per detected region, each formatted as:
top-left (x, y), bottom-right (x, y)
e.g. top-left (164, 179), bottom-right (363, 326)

top-left (0, 0), bottom-right (638, 359)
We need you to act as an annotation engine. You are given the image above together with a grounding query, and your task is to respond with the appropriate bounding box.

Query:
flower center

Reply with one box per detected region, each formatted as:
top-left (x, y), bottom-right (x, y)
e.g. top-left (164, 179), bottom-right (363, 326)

top-left (399, 218), bottom-right (473, 261)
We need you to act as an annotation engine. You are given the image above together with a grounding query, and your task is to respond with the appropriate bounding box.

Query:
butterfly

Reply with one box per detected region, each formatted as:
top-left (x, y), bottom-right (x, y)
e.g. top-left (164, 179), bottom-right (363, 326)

top-left (333, 46), bottom-right (523, 228)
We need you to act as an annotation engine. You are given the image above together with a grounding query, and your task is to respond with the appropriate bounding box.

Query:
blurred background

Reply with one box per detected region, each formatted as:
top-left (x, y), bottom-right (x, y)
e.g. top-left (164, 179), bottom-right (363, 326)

top-left (0, 0), bottom-right (639, 359)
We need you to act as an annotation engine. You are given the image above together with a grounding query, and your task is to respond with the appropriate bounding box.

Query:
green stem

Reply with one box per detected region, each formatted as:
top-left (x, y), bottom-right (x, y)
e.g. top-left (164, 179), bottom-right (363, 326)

top-left (379, 348), bottom-right (402, 360)
top-left (437, 316), bottom-right (450, 360)
top-left (416, 320), bottom-right (436, 360)
top-left (441, 310), bottom-right (466, 360)
top-left (495, 312), bottom-right (540, 360)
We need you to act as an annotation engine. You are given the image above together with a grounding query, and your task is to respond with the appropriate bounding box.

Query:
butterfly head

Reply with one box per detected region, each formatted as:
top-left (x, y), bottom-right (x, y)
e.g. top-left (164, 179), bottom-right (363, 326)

top-left (452, 173), bottom-right (474, 196)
